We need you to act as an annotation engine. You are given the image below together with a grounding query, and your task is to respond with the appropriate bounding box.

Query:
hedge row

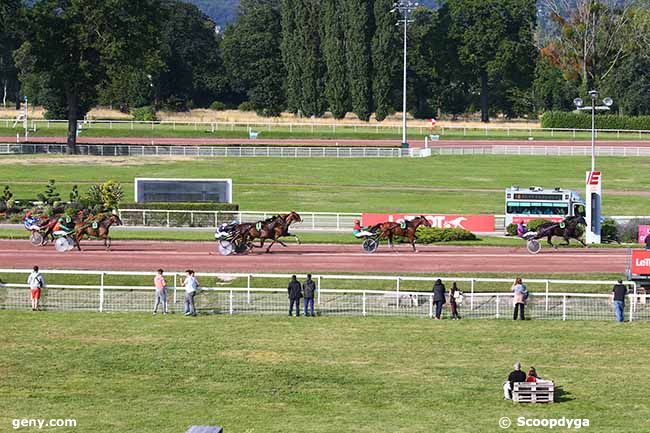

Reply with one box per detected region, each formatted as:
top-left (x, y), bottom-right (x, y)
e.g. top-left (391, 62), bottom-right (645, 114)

top-left (415, 227), bottom-right (477, 243)
top-left (120, 202), bottom-right (239, 211)
top-left (540, 111), bottom-right (650, 130)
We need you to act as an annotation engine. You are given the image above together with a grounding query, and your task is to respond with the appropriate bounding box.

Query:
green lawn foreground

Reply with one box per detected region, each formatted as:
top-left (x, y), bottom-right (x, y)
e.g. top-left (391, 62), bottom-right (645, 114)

top-left (0, 312), bottom-right (647, 433)
top-left (1, 155), bottom-right (650, 215)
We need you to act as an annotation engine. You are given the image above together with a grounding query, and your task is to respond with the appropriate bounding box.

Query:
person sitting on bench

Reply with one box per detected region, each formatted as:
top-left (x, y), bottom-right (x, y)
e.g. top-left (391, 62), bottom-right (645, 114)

top-left (526, 367), bottom-right (540, 382)
top-left (503, 361), bottom-right (527, 400)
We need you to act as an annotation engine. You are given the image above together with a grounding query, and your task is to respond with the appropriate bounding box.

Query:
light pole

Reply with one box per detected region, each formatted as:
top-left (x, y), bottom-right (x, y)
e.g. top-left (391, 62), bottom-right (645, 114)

top-left (393, 1), bottom-right (418, 149)
top-left (573, 91), bottom-right (613, 244)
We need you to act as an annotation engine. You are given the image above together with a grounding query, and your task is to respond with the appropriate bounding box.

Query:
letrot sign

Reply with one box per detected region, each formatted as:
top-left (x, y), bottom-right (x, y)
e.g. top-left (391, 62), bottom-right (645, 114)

top-left (362, 214), bottom-right (495, 232)
top-left (631, 250), bottom-right (650, 275)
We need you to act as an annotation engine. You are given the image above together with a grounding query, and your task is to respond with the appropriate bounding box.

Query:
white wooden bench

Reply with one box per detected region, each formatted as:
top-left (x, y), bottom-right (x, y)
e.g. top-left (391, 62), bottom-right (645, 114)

top-left (513, 381), bottom-right (554, 403)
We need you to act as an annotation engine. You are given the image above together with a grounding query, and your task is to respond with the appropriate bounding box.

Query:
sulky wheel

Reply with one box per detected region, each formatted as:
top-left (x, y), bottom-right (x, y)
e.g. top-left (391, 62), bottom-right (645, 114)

top-left (30, 231), bottom-right (44, 247)
top-left (362, 238), bottom-right (379, 254)
top-left (526, 239), bottom-right (541, 255)
top-left (54, 237), bottom-right (70, 252)
top-left (218, 240), bottom-right (235, 256)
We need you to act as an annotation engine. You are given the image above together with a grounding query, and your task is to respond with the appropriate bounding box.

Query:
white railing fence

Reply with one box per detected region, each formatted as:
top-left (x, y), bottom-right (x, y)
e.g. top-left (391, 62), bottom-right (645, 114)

top-left (4, 118), bottom-right (650, 139)
top-left (118, 209), bottom-right (359, 231)
top-left (0, 143), bottom-right (403, 158)
top-left (3, 143), bottom-right (650, 158)
top-left (0, 269), bottom-right (646, 321)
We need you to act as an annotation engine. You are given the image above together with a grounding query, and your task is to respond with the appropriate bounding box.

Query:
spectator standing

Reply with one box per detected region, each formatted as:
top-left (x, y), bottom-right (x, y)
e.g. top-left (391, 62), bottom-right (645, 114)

top-left (153, 269), bottom-right (168, 315)
top-left (183, 270), bottom-right (199, 317)
top-left (503, 361), bottom-right (527, 400)
top-left (27, 266), bottom-right (45, 311)
top-left (432, 279), bottom-right (446, 320)
top-left (512, 277), bottom-right (528, 320)
top-left (287, 275), bottom-right (303, 317)
top-left (303, 274), bottom-right (316, 317)
top-left (449, 282), bottom-right (461, 320)
top-left (612, 280), bottom-right (628, 322)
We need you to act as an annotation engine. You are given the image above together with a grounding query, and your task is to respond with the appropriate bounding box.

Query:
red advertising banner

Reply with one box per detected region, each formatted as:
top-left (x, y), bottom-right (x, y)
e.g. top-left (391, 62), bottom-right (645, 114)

top-left (638, 225), bottom-right (650, 244)
top-left (362, 213), bottom-right (495, 232)
top-left (631, 250), bottom-right (650, 275)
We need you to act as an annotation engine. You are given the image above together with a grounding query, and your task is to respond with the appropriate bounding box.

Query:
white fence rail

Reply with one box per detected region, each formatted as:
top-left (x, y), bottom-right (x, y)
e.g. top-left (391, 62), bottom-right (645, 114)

top-left (118, 209), bottom-right (359, 231)
top-left (4, 118), bottom-right (650, 139)
top-left (3, 143), bottom-right (650, 158)
top-left (0, 269), bottom-right (646, 321)
top-left (0, 143), bottom-right (403, 158)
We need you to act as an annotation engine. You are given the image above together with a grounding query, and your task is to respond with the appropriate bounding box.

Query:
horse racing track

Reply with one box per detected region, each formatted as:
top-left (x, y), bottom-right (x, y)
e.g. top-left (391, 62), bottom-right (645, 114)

top-left (0, 239), bottom-right (627, 274)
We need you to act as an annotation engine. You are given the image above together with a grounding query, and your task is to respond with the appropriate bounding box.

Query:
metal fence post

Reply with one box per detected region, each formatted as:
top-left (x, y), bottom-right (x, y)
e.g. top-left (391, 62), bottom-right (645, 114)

top-left (545, 280), bottom-right (550, 312)
top-left (396, 277), bottom-right (400, 309)
top-left (229, 290), bottom-right (233, 315)
top-left (362, 291), bottom-right (367, 317)
top-left (470, 279), bottom-right (475, 311)
top-left (173, 273), bottom-right (177, 305)
top-left (317, 276), bottom-right (321, 305)
top-left (562, 296), bottom-right (567, 321)
top-left (495, 295), bottom-right (500, 318)
top-left (428, 295), bottom-right (433, 319)
top-left (99, 272), bottom-right (105, 312)
top-left (247, 274), bottom-right (251, 304)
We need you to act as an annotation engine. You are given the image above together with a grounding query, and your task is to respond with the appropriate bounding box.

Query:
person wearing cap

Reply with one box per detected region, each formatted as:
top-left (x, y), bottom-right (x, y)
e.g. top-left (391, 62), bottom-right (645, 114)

top-left (352, 219), bottom-right (374, 238)
top-left (503, 361), bottom-right (527, 400)
top-left (516, 220), bottom-right (527, 237)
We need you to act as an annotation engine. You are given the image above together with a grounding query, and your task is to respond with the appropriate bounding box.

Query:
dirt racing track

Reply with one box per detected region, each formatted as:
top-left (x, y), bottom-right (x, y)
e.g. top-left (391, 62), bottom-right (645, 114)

top-left (0, 240), bottom-right (627, 274)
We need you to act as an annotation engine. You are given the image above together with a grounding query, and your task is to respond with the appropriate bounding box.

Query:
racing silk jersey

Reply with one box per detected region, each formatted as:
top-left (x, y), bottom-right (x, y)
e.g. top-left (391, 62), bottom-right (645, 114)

top-left (24, 216), bottom-right (39, 230)
top-left (353, 222), bottom-right (362, 235)
top-left (517, 223), bottom-right (527, 237)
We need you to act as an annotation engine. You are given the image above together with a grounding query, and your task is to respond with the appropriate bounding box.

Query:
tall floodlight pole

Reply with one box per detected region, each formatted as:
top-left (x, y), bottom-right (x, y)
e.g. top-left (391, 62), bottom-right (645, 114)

top-left (393, 1), bottom-right (418, 149)
top-left (574, 91), bottom-right (613, 244)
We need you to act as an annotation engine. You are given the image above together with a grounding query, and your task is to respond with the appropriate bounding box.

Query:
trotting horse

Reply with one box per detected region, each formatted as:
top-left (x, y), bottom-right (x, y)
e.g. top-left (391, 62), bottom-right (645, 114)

top-left (534, 215), bottom-right (587, 249)
top-left (240, 211), bottom-right (303, 253)
top-left (372, 215), bottom-right (432, 252)
top-left (73, 213), bottom-right (123, 251)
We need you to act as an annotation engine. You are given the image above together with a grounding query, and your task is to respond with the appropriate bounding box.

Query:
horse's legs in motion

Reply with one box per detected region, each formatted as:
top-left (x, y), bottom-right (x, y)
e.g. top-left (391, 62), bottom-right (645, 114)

top-left (265, 238), bottom-right (287, 253)
top-left (547, 235), bottom-right (556, 249)
top-left (75, 235), bottom-right (82, 251)
top-left (104, 237), bottom-right (111, 251)
top-left (410, 234), bottom-right (417, 252)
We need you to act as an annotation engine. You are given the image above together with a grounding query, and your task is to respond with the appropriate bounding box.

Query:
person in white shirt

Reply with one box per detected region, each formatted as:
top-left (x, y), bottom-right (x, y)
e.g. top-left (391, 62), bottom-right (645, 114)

top-left (182, 270), bottom-right (199, 317)
top-left (27, 266), bottom-right (46, 311)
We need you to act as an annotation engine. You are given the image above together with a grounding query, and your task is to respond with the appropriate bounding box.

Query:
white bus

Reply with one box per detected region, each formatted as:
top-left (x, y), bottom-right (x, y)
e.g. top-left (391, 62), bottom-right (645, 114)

top-left (505, 186), bottom-right (585, 226)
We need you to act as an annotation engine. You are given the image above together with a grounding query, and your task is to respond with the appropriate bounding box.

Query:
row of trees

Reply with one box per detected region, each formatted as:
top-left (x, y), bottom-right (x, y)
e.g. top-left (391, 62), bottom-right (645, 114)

top-left (1, 0), bottom-right (649, 153)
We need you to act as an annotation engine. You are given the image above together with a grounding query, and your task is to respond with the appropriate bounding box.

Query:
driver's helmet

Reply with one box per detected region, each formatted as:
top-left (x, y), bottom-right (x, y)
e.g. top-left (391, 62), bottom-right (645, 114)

top-left (231, 220), bottom-right (239, 225)
top-left (354, 219), bottom-right (360, 224)
top-left (25, 210), bottom-right (32, 218)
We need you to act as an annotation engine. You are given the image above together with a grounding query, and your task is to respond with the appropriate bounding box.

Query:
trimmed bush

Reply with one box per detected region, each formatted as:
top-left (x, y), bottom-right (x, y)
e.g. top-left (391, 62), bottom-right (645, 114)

top-left (601, 218), bottom-right (620, 244)
top-left (119, 202), bottom-right (239, 211)
top-left (238, 101), bottom-right (255, 112)
top-left (540, 111), bottom-right (650, 130)
top-left (210, 101), bottom-right (227, 111)
top-left (131, 106), bottom-right (157, 122)
top-left (416, 227), bottom-right (477, 244)
top-left (525, 219), bottom-right (549, 232)
top-left (506, 223), bottom-right (517, 236)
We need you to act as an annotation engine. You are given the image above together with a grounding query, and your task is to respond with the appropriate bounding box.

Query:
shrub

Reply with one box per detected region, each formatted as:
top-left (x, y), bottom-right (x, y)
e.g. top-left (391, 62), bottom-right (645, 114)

top-left (238, 101), bottom-right (255, 112)
top-left (37, 180), bottom-right (61, 206)
top-left (119, 202), bottom-right (239, 211)
top-left (506, 223), bottom-right (518, 236)
top-left (415, 227), bottom-right (477, 244)
top-left (620, 218), bottom-right (650, 243)
top-left (131, 106), bottom-right (157, 121)
top-left (526, 219), bottom-right (549, 232)
top-left (540, 111), bottom-right (650, 130)
top-left (210, 101), bottom-right (227, 111)
top-left (601, 218), bottom-right (620, 244)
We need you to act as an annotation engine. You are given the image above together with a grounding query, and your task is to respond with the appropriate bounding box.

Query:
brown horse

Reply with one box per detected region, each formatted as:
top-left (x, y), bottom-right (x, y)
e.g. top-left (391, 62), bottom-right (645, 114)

top-left (240, 211), bottom-right (302, 253)
top-left (372, 215), bottom-right (432, 252)
top-left (73, 213), bottom-right (123, 251)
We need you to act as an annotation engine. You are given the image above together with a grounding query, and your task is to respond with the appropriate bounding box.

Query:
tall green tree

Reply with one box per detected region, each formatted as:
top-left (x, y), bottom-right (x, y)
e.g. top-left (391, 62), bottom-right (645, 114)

top-left (19, 0), bottom-right (162, 153)
top-left (371, 0), bottom-right (399, 121)
top-left (222, 0), bottom-right (285, 116)
top-left (344, 0), bottom-right (373, 121)
top-left (0, 0), bottom-right (22, 108)
top-left (280, 0), bottom-right (301, 114)
top-left (296, 0), bottom-right (326, 117)
top-left (448, 0), bottom-right (537, 122)
top-left (322, 0), bottom-right (350, 119)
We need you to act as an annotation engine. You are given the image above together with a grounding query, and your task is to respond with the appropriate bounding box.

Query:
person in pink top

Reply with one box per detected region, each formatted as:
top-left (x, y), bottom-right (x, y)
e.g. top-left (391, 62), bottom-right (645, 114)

top-left (153, 269), bottom-right (168, 315)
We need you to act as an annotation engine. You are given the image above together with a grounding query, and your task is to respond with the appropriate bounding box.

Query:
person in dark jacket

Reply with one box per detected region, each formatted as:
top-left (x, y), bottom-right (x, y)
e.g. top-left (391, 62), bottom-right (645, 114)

top-left (287, 275), bottom-right (303, 317)
top-left (449, 282), bottom-right (461, 320)
top-left (432, 279), bottom-right (446, 320)
top-left (303, 274), bottom-right (316, 317)
top-left (645, 234), bottom-right (650, 250)
top-left (503, 361), bottom-right (527, 400)
top-left (612, 280), bottom-right (628, 322)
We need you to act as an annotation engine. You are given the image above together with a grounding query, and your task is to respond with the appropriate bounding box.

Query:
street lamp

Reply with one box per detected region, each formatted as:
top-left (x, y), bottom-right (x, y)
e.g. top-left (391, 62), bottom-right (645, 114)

top-left (573, 91), bottom-right (613, 244)
top-left (392, 1), bottom-right (418, 149)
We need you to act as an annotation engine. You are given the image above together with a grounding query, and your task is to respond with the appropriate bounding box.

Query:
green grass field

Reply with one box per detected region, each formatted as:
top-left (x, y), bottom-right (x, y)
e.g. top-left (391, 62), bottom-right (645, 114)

top-left (1, 312), bottom-right (648, 433)
top-left (2, 120), bottom-right (650, 141)
top-left (1, 155), bottom-right (649, 215)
